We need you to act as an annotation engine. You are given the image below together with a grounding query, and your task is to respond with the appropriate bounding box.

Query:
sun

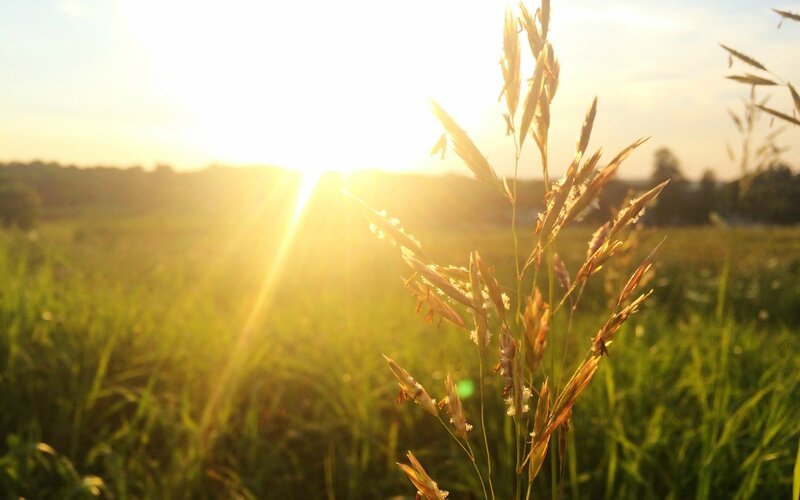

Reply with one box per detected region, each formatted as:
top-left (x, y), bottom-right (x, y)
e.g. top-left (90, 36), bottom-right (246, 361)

top-left (120, 0), bottom-right (506, 176)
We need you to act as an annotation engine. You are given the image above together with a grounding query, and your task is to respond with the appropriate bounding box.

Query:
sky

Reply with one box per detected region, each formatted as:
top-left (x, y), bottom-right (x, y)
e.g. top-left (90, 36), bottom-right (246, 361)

top-left (1, 0), bottom-right (799, 180)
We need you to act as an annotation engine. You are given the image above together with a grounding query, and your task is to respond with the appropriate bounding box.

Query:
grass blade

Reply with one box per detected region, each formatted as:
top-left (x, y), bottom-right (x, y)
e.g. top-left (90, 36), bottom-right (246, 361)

top-left (429, 99), bottom-right (503, 191)
top-left (773, 8), bottom-right (800, 23)
top-left (789, 83), bottom-right (800, 116)
top-left (719, 44), bottom-right (768, 71)
top-left (794, 439), bottom-right (800, 500)
top-left (727, 74), bottom-right (777, 86)
top-left (756, 104), bottom-right (800, 126)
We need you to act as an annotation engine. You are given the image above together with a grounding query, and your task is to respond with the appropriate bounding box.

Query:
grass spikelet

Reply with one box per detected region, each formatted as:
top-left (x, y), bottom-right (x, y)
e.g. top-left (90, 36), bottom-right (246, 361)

top-left (518, 2), bottom-right (543, 56)
top-left (575, 97), bottom-right (598, 163)
top-left (534, 164), bottom-right (576, 243)
top-left (430, 133), bottom-right (447, 159)
top-left (519, 48), bottom-right (547, 148)
top-left (532, 379), bottom-right (550, 441)
top-left (609, 180), bottom-right (669, 236)
top-left (728, 109), bottom-right (744, 132)
top-left (727, 74), bottom-right (778, 86)
top-left (384, 355), bottom-right (439, 416)
top-left (445, 374), bottom-right (472, 438)
top-left (429, 99), bottom-right (503, 192)
top-left (587, 222), bottom-right (611, 260)
top-left (579, 239), bottom-right (622, 282)
top-left (562, 138), bottom-right (648, 225)
top-left (551, 356), bottom-right (601, 425)
top-left (499, 327), bottom-right (525, 417)
top-left (617, 239), bottom-right (663, 307)
top-left (527, 379), bottom-right (551, 479)
top-left (468, 251), bottom-right (490, 347)
top-left (788, 83), bottom-right (800, 115)
top-left (525, 356), bottom-right (599, 482)
top-left (440, 265), bottom-right (471, 283)
top-left (591, 290), bottom-right (652, 356)
top-left (523, 288), bottom-right (550, 375)
top-left (719, 44), bottom-right (768, 71)
top-left (403, 252), bottom-right (474, 310)
top-left (772, 8), bottom-right (800, 23)
top-left (755, 104), bottom-right (800, 126)
top-left (346, 192), bottom-right (430, 262)
top-left (575, 148), bottom-right (602, 185)
top-left (501, 6), bottom-right (521, 122)
top-left (539, 0), bottom-right (550, 40)
top-left (601, 137), bottom-right (649, 177)
top-left (553, 253), bottom-right (570, 292)
top-left (543, 42), bottom-right (559, 101)
top-left (533, 61), bottom-right (553, 156)
top-left (475, 252), bottom-right (509, 322)
top-left (406, 278), bottom-right (467, 329)
top-left (397, 451), bottom-right (450, 500)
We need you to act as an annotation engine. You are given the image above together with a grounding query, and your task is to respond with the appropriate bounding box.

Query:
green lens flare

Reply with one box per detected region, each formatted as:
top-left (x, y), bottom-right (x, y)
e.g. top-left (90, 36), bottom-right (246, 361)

top-left (456, 379), bottom-right (475, 399)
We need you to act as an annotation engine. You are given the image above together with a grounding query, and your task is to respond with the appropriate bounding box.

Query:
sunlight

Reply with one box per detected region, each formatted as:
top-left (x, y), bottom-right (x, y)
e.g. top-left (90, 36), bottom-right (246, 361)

top-left (120, 0), bottom-right (505, 175)
top-left (198, 170), bottom-right (319, 449)
top-left (293, 172), bottom-right (322, 219)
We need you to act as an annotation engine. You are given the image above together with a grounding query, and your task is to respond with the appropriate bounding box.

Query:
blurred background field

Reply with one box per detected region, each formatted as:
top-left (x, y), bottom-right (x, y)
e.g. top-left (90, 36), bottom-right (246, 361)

top-left (0, 170), bottom-right (798, 498)
top-left (3, 0), bottom-right (800, 497)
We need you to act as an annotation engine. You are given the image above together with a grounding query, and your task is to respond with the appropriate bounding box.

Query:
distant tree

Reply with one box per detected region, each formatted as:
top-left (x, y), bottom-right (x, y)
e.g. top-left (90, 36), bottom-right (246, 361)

top-left (154, 163), bottom-right (175, 175)
top-left (737, 163), bottom-right (800, 224)
top-left (649, 147), bottom-right (689, 225)
top-left (0, 183), bottom-right (41, 230)
top-left (694, 168), bottom-right (719, 224)
top-left (652, 148), bottom-right (685, 184)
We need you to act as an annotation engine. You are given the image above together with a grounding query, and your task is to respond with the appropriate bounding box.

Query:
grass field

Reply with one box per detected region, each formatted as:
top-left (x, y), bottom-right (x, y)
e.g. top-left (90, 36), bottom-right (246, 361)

top-left (1, 197), bottom-right (799, 498)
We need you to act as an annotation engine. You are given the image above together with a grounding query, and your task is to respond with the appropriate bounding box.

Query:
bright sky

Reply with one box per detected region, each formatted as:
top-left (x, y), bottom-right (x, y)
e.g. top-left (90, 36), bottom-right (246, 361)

top-left (1, 0), bottom-right (799, 180)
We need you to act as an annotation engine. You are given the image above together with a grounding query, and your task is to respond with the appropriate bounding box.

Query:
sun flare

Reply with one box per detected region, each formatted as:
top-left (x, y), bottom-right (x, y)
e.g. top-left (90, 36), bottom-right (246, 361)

top-left (121, 0), bottom-right (506, 175)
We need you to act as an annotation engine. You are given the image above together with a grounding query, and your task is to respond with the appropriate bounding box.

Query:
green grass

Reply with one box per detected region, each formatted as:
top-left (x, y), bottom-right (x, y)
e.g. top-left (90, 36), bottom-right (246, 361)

top-left (0, 207), bottom-right (798, 498)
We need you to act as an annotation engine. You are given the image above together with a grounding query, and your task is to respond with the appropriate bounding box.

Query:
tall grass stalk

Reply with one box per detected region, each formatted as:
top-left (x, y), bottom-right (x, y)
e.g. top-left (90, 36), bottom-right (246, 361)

top-left (352, 1), bottom-right (668, 497)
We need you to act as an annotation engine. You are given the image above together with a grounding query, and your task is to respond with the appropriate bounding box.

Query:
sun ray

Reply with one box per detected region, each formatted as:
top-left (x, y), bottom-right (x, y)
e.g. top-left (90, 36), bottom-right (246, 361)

top-left (198, 171), bottom-right (321, 451)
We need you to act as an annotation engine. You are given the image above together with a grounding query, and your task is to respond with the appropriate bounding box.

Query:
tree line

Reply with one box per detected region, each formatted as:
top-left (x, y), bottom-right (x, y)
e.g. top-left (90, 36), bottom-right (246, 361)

top-left (0, 152), bottom-right (798, 230)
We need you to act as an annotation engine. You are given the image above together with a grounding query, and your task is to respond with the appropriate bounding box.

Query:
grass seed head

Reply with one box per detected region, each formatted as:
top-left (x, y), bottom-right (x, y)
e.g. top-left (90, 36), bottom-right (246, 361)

top-left (551, 356), bottom-right (600, 429)
top-left (575, 97), bottom-right (598, 164)
top-left (498, 326), bottom-right (526, 418)
top-left (610, 180), bottom-right (669, 236)
top-left (397, 451), bottom-right (449, 500)
top-left (468, 252), bottom-right (490, 347)
top-left (527, 378), bottom-right (551, 480)
top-left (523, 288), bottom-right (550, 375)
top-left (519, 47), bottom-right (548, 148)
top-left (617, 239), bottom-right (664, 307)
top-left (501, 6), bottom-right (521, 121)
top-left (429, 99), bottom-right (503, 193)
top-left (405, 278), bottom-right (467, 329)
top-left (445, 374), bottom-right (472, 438)
top-left (592, 290), bottom-right (653, 356)
top-left (384, 355), bottom-right (439, 416)
top-left (347, 193), bottom-right (430, 262)
top-left (403, 252), bottom-right (474, 310)
top-left (553, 253), bottom-right (570, 292)
top-left (587, 222), bottom-right (611, 260)
top-left (475, 252), bottom-right (508, 321)
top-left (575, 148), bottom-right (602, 185)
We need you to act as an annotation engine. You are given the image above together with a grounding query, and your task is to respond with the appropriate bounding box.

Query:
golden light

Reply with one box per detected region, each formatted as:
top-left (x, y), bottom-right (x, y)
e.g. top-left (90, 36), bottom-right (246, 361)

top-left (197, 170), bottom-right (320, 450)
top-left (119, 1), bottom-right (507, 446)
top-left (121, 0), bottom-right (506, 176)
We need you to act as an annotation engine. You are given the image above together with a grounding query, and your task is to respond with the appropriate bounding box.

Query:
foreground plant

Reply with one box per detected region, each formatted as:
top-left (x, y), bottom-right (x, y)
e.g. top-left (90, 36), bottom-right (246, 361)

top-left (352, 2), bottom-right (667, 498)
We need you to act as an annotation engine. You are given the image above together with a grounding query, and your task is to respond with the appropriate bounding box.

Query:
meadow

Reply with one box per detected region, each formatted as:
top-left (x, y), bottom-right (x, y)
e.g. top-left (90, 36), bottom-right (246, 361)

top-left (0, 184), bottom-right (798, 498)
